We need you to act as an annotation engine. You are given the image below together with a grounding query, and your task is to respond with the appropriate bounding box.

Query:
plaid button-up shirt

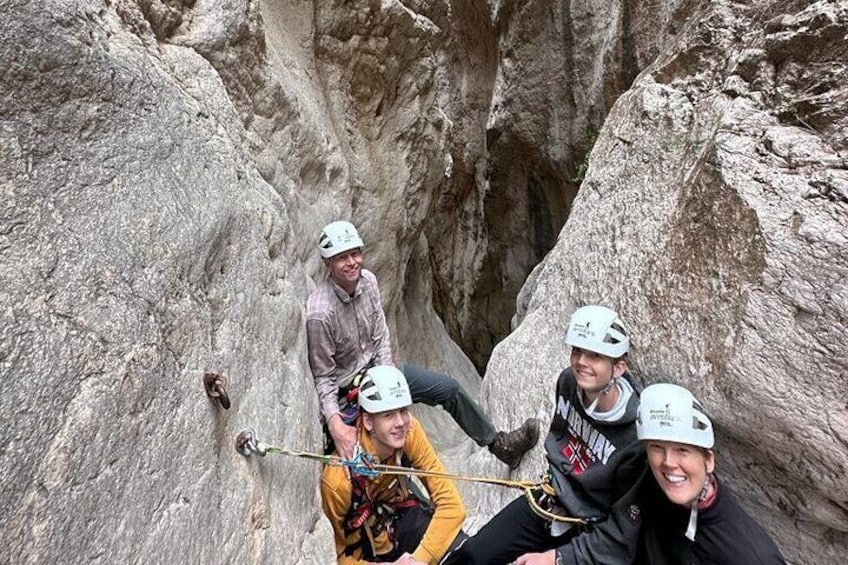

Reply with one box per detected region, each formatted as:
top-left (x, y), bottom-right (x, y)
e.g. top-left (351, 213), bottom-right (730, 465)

top-left (306, 269), bottom-right (394, 421)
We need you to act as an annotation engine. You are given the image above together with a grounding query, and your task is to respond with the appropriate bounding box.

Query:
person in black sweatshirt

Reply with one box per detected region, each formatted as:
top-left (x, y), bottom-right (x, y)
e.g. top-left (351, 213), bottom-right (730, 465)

top-left (632, 383), bottom-right (786, 565)
top-left (442, 305), bottom-right (646, 565)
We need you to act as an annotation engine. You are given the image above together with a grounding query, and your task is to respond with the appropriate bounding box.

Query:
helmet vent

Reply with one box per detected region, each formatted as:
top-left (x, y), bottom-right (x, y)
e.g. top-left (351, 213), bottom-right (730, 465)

top-left (360, 382), bottom-right (380, 401)
top-left (604, 322), bottom-right (628, 344)
top-left (692, 417), bottom-right (708, 431)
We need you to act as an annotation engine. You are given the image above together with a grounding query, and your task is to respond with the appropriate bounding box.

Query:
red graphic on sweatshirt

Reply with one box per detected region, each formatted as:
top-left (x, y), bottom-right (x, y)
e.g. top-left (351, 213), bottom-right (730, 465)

top-left (561, 437), bottom-right (594, 475)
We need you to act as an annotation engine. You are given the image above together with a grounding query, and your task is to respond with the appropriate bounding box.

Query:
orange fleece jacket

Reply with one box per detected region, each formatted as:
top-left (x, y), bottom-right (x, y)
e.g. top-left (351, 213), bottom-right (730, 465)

top-left (320, 417), bottom-right (466, 564)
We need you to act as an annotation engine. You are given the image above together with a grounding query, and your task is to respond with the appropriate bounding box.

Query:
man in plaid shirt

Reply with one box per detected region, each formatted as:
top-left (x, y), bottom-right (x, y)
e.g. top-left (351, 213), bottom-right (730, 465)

top-left (306, 220), bottom-right (539, 467)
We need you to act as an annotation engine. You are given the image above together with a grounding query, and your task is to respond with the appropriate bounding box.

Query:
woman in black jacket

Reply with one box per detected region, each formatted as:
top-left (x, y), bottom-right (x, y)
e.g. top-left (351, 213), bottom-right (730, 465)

top-left (633, 383), bottom-right (786, 565)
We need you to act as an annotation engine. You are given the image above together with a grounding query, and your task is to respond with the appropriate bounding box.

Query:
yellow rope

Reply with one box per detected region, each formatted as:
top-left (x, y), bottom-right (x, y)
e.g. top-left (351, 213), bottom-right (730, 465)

top-left (266, 446), bottom-right (588, 525)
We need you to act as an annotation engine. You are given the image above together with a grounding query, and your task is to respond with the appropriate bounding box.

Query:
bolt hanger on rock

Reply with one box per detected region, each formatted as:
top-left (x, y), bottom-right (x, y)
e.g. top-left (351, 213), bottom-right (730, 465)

top-left (203, 372), bottom-right (230, 410)
top-left (235, 429), bottom-right (270, 457)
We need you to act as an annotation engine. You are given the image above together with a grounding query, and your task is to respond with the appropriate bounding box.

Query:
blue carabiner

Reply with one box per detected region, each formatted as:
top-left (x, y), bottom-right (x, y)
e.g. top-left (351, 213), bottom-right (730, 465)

top-left (347, 449), bottom-right (379, 479)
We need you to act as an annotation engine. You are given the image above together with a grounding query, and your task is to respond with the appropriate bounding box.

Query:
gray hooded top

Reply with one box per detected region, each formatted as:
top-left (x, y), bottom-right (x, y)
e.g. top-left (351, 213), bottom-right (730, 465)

top-left (544, 367), bottom-right (646, 565)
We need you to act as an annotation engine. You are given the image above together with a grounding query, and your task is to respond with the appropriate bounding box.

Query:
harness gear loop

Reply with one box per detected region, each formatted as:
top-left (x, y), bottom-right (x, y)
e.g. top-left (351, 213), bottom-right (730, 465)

top-left (346, 371), bottom-right (366, 402)
top-left (342, 451), bottom-right (428, 561)
top-left (520, 473), bottom-right (595, 526)
top-left (337, 367), bottom-right (371, 426)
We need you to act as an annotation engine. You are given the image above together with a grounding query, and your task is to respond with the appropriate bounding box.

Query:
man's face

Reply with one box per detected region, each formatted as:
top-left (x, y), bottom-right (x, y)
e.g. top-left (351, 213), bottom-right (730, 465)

top-left (363, 407), bottom-right (412, 454)
top-left (645, 440), bottom-right (715, 506)
top-left (569, 347), bottom-right (624, 393)
top-left (325, 248), bottom-right (363, 293)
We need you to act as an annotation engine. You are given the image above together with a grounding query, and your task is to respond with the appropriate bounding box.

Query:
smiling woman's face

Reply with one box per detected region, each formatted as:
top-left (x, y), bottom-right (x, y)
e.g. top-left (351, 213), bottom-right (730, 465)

top-left (645, 439), bottom-right (715, 506)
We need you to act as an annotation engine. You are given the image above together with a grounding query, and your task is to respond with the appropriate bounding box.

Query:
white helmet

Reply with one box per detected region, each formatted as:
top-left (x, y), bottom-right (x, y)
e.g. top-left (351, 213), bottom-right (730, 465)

top-left (637, 383), bottom-right (714, 449)
top-left (565, 305), bottom-right (630, 358)
top-left (318, 220), bottom-right (364, 259)
top-left (358, 366), bottom-right (412, 414)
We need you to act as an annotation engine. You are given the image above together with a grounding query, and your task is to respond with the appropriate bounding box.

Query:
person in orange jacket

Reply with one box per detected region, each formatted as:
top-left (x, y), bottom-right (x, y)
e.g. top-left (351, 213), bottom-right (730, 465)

top-left (320, 365), bottom-right (466, 564)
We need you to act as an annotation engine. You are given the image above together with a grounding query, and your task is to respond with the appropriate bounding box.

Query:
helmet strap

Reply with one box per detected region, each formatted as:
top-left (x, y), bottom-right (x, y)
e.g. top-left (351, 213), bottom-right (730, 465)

top-left (583, 377), bottom-right (617, 416)
top-left (685, 501), bottom-right (699, 541)
top-left (685, 468), bottom-right (713, 541)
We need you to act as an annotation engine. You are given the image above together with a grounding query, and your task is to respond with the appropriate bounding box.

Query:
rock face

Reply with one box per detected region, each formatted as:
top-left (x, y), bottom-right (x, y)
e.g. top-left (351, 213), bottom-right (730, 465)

top-left (464, 2), bottom-right (848, 564)
top-left (1, 1), bottom-right (472, 563)
top-left (428, 0), bottom-right (656, 372)
top-left (1, 1), bottom-right (333, 563)
top-left (1, 1), bottom-right (846, 564)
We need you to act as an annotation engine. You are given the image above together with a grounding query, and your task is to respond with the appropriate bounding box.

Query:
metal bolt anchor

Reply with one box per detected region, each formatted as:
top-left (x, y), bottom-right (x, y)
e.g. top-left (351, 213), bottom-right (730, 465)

top-left (235, 429), bottom-right (269, 457)
top-left (203, 372), bottom-right (231, 410)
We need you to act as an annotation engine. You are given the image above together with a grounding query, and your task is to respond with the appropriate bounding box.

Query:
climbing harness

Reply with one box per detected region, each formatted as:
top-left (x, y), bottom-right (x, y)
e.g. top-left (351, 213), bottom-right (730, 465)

top-left (235, 429), bottom-right (596, 525)
top-left (337, 371), bottom-right (365, 426)
top-left (343, 450), bottom-right (429, 561)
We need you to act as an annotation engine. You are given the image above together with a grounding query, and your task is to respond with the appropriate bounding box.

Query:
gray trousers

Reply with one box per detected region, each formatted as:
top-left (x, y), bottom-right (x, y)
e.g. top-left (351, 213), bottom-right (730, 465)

top-left (400, 362), bottom-right (497, 447)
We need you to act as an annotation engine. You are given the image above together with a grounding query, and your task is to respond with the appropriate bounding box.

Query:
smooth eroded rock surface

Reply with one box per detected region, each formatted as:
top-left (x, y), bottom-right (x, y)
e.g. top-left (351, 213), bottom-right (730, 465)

top-left (2, 1), bottom-right (845, 564)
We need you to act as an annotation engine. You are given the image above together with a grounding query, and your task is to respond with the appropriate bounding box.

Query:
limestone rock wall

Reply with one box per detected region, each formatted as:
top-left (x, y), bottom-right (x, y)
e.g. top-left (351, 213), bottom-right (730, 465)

top-left (1, 1), bottom-right (332, 563)
top-left (2, 0), bottom-right (846, 564)
top-left (428, 0), bottom-right (698, 372)
top-left (1, 1), bottom-right (475, 563)
top-left (463, 2), bottom-right (847, 564)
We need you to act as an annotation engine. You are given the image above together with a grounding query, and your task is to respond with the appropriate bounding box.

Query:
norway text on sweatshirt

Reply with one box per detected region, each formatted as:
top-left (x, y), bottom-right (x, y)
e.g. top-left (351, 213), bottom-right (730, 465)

top-left (557, 397), bottom-right (617, 466)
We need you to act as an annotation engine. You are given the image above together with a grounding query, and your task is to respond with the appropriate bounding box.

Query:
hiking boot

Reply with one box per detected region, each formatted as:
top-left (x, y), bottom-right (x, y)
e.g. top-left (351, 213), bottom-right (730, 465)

top-left (488, 417), bottom-right (540, 469)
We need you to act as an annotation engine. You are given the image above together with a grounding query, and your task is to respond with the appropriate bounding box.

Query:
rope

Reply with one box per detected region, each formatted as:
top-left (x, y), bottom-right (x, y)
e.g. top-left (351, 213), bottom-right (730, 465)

top-left (261, 445), bottom-right (590, 525)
